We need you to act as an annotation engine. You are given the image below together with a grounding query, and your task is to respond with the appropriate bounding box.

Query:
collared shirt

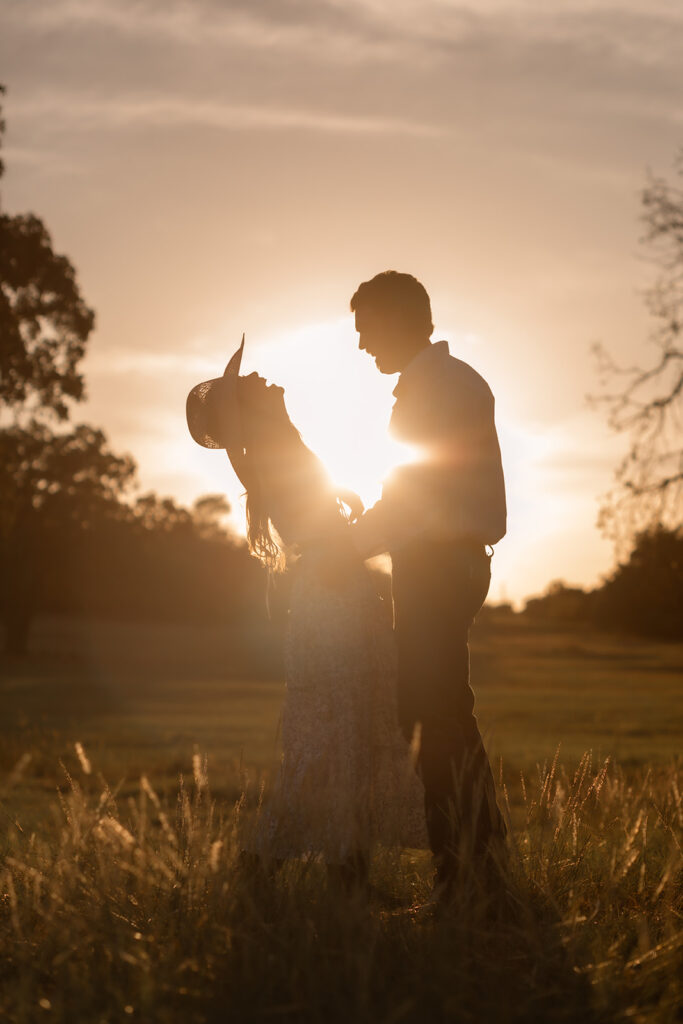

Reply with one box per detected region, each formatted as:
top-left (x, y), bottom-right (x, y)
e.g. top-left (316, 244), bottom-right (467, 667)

top-left (352, 341), bottom-right (507, 557)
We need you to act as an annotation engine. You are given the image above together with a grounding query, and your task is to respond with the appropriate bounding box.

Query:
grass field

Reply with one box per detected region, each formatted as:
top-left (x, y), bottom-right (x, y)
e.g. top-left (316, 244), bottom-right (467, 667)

top-left (1, 612), bottom-right (681, 825)
top-left (1, 614), bottom-right (682, 1022)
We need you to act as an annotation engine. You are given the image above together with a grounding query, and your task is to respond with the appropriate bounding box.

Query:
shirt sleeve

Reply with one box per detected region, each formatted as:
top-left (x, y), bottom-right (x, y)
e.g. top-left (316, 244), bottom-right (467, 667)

top-left (350, 347), bottom-right (507, 557)
top-left (349, 463), bottom-right (430, 558)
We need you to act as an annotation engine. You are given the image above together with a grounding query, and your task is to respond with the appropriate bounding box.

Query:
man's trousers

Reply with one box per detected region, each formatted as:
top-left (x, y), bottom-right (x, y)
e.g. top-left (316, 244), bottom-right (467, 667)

top-left (391, 539), bottom-right (505, 882)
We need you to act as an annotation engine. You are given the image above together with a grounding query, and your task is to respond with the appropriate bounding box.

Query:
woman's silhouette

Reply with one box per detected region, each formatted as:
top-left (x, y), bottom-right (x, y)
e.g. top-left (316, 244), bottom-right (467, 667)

top-left (187, 339), bottom-right (426, 889)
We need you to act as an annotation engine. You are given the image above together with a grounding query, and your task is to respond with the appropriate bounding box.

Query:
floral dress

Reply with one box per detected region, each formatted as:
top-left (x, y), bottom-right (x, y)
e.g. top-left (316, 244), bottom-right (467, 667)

top-left (253, 547), bottom-right (428, 863)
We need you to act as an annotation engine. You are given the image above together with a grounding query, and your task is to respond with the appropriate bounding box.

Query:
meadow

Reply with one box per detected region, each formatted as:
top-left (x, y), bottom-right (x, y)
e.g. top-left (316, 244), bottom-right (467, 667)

top-left (1, 613), bottom-right (682, 1022)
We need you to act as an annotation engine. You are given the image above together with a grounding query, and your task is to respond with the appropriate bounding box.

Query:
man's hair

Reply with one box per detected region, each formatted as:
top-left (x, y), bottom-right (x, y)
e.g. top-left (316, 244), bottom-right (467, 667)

top-left (350, 271), bottom-right (434, 337)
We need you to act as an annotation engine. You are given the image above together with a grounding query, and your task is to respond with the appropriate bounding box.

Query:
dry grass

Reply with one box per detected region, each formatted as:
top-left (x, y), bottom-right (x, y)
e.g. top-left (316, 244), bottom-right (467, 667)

top-left (1, 746), bottom-right (681, 1023)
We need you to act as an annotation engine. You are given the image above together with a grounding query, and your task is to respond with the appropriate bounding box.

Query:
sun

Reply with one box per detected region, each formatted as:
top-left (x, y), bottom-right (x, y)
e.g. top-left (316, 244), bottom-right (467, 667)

top-left (236, 316), bottom-right (418, 510)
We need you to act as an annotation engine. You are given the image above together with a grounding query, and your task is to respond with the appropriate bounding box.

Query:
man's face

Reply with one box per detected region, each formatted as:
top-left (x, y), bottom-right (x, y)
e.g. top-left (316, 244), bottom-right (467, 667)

top-left (355, 309), bottom-right (407, 375)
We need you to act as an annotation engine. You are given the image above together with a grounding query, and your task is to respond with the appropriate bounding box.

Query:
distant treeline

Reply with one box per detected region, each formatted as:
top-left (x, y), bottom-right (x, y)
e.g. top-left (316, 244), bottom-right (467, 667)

top-left (1, 417), bottom-right (680, 655)
top-left (514, 526), bottom-right (682, 641)
top-left (0, 418), bottom-right (679, 655)
top-left (40, 495), bottom-right (268, 624)
top-left (0, 422), bottom-right (273, 655)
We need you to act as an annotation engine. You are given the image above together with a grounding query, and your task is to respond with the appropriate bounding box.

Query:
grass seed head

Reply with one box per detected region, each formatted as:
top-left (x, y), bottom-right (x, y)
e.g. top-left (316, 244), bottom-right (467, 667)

top-left (74, 742), bottom-right (92, 775)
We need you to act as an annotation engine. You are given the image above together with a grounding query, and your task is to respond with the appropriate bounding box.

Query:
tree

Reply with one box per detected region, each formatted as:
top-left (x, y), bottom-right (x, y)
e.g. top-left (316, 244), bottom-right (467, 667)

top-left (0, 88), bottom-right (129, 651)
top-left (0, 422), bottom-right (136, 653)
top-left (520, 529), bottom-right (683, 639)
top-left (593, 155), bottom-right (683, 545)
top-left (0, 91), bottom-right (268, 657)
top-left (0, 213), bottom-right (95, 419)
top-left (594, 526), bottom-right (683, 640)
top-left (523, 581), bottom-right (593, 624)
top-left (0, 92), bottom-right (95, 423)
top-left (191, 494), bottom-right (232, 540)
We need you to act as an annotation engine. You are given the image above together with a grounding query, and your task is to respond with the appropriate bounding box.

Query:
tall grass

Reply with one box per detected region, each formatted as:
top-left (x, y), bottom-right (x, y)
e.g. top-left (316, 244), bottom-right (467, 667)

top-left (1, 748), bottom-right (681, 1023)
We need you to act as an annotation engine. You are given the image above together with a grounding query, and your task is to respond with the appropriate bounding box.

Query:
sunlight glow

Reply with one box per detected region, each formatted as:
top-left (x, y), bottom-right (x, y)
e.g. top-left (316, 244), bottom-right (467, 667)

top-left (216, 316), bottom-right (419, 509)
top-left (160, 317), bottom-right (617, 605)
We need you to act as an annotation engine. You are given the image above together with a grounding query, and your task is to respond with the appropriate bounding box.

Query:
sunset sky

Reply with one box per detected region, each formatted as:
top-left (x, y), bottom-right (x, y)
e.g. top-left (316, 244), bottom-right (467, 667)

top-left (2, 0), bottom-right (682, 603)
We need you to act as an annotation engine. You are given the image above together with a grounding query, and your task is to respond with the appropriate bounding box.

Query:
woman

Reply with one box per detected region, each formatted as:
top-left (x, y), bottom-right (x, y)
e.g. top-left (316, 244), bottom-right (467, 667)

top-left (186, 339), bottom-right (427, 886)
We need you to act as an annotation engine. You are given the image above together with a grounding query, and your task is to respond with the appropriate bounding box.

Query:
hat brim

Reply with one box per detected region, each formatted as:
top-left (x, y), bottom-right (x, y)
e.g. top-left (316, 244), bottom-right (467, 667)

top-left (186, 336), bottom-right (245, 450)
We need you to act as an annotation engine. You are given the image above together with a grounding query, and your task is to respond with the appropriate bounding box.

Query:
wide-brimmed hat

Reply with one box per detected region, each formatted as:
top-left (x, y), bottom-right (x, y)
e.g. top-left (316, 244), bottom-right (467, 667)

top-left (186, 335), bottom-right (245, 451)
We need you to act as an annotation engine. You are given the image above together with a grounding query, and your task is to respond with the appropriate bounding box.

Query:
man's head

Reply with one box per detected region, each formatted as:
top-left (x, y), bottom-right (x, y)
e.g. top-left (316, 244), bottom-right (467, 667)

top-left (350, 270), bottom-right (433, 374)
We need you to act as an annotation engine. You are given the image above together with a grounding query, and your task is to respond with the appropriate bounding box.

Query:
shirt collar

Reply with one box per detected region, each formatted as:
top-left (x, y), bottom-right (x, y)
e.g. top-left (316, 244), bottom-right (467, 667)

top-left (392, 340), bottom-right (450, 398)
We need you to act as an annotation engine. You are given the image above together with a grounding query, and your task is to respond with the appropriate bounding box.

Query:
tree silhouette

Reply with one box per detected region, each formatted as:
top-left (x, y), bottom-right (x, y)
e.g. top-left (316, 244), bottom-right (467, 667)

top-left (0, 91), bottom-right (270, 658)
top-left (0, 422), bottom-right (136, 653)
top-left (0, 421), bottom-right (269, 655)
top-left (192, 494), bottom-right (232, 540)
top-left (593, 155), bottom-right (683, 545)
top-left (594, 526), bottom-right (683, 640)
top-left (523, 581), bottom-right (593, 624)
top-left (0, 91), bottom-right (95, 423)
top-left (521, 527), bottom-right (682, 640)
top-left (0, 87), bottom-right (129, 652)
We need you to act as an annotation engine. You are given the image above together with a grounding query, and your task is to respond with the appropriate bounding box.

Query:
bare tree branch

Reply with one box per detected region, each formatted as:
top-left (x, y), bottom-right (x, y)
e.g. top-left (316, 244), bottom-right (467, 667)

top-left (591, 153), bottom-right (683, 549)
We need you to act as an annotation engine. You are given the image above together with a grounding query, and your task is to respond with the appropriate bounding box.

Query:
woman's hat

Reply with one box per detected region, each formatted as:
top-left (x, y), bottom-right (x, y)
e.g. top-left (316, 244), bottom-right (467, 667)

top-left (186, 335), bottom-right (245, 451)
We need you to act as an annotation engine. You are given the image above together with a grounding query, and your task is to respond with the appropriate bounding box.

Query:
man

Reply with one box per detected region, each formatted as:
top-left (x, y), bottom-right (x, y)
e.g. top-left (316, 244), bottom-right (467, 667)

top-left (349, 270), bottom-right (507, 900)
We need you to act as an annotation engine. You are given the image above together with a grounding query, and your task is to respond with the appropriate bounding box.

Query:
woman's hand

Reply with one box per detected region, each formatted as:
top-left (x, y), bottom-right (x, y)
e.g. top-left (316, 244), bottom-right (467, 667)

top-left (336, 489), bottom-right (364, 524)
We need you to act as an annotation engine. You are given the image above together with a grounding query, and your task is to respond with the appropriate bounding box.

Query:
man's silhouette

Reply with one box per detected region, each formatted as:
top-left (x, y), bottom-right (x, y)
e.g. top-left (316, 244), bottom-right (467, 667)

top-left (350, 271), bottom-right (507, 899)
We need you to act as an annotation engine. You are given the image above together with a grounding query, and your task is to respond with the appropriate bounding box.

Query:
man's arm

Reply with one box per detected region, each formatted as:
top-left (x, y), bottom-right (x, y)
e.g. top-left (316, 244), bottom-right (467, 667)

top-left (349, 463), bottom-right (430, 559)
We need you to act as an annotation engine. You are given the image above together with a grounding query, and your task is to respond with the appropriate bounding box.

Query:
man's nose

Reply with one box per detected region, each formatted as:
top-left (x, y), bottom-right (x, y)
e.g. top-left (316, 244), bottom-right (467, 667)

top-left (358, 335), bottom-right (367, 352)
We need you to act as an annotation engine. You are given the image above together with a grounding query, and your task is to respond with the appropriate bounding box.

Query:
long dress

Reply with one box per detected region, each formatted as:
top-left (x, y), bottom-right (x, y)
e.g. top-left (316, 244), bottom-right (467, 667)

top-left (252, 543), bottom-right (428, 863)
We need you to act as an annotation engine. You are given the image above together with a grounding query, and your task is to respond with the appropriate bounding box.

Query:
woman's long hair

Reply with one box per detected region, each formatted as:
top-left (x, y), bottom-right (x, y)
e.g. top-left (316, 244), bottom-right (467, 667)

top-left (241, 408), bottom-right (341, 571)
top-left (245, 472), bottom-right (286, 572)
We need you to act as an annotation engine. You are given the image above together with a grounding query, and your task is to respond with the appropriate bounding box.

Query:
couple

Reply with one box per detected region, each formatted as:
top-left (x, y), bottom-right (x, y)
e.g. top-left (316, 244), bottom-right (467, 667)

top-left (186, 271), bottom-right (507, 902)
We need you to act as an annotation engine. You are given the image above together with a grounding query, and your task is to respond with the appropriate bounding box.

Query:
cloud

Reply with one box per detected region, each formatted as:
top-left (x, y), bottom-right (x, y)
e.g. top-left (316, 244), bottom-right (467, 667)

top-left (9, 0), bottom-right (683, 86)
top-left (11, 93), bottom-right (445, 139)
top-left (4, 0), bottom-right (682, 168)
top-left (0, 143), bottom-right (84, 175)
top-left (11, 0), bottom-right (683, 67)
top-left (4, 0), bottom-right (410, 66)
top-left (87, 347), bottom-right (215, 378)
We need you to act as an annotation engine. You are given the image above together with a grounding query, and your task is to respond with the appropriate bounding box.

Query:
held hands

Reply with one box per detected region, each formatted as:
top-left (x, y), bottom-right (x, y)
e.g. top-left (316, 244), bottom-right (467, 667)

top-left (336, 489), bottom-right (364, 524)
top-left (314, 491), bottom-right (365, 588)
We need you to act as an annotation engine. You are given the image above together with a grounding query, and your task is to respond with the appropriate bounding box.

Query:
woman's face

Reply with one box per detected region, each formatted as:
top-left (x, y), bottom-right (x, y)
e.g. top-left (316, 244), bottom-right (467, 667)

top-left (238, 373), bottom-right (289, 446)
